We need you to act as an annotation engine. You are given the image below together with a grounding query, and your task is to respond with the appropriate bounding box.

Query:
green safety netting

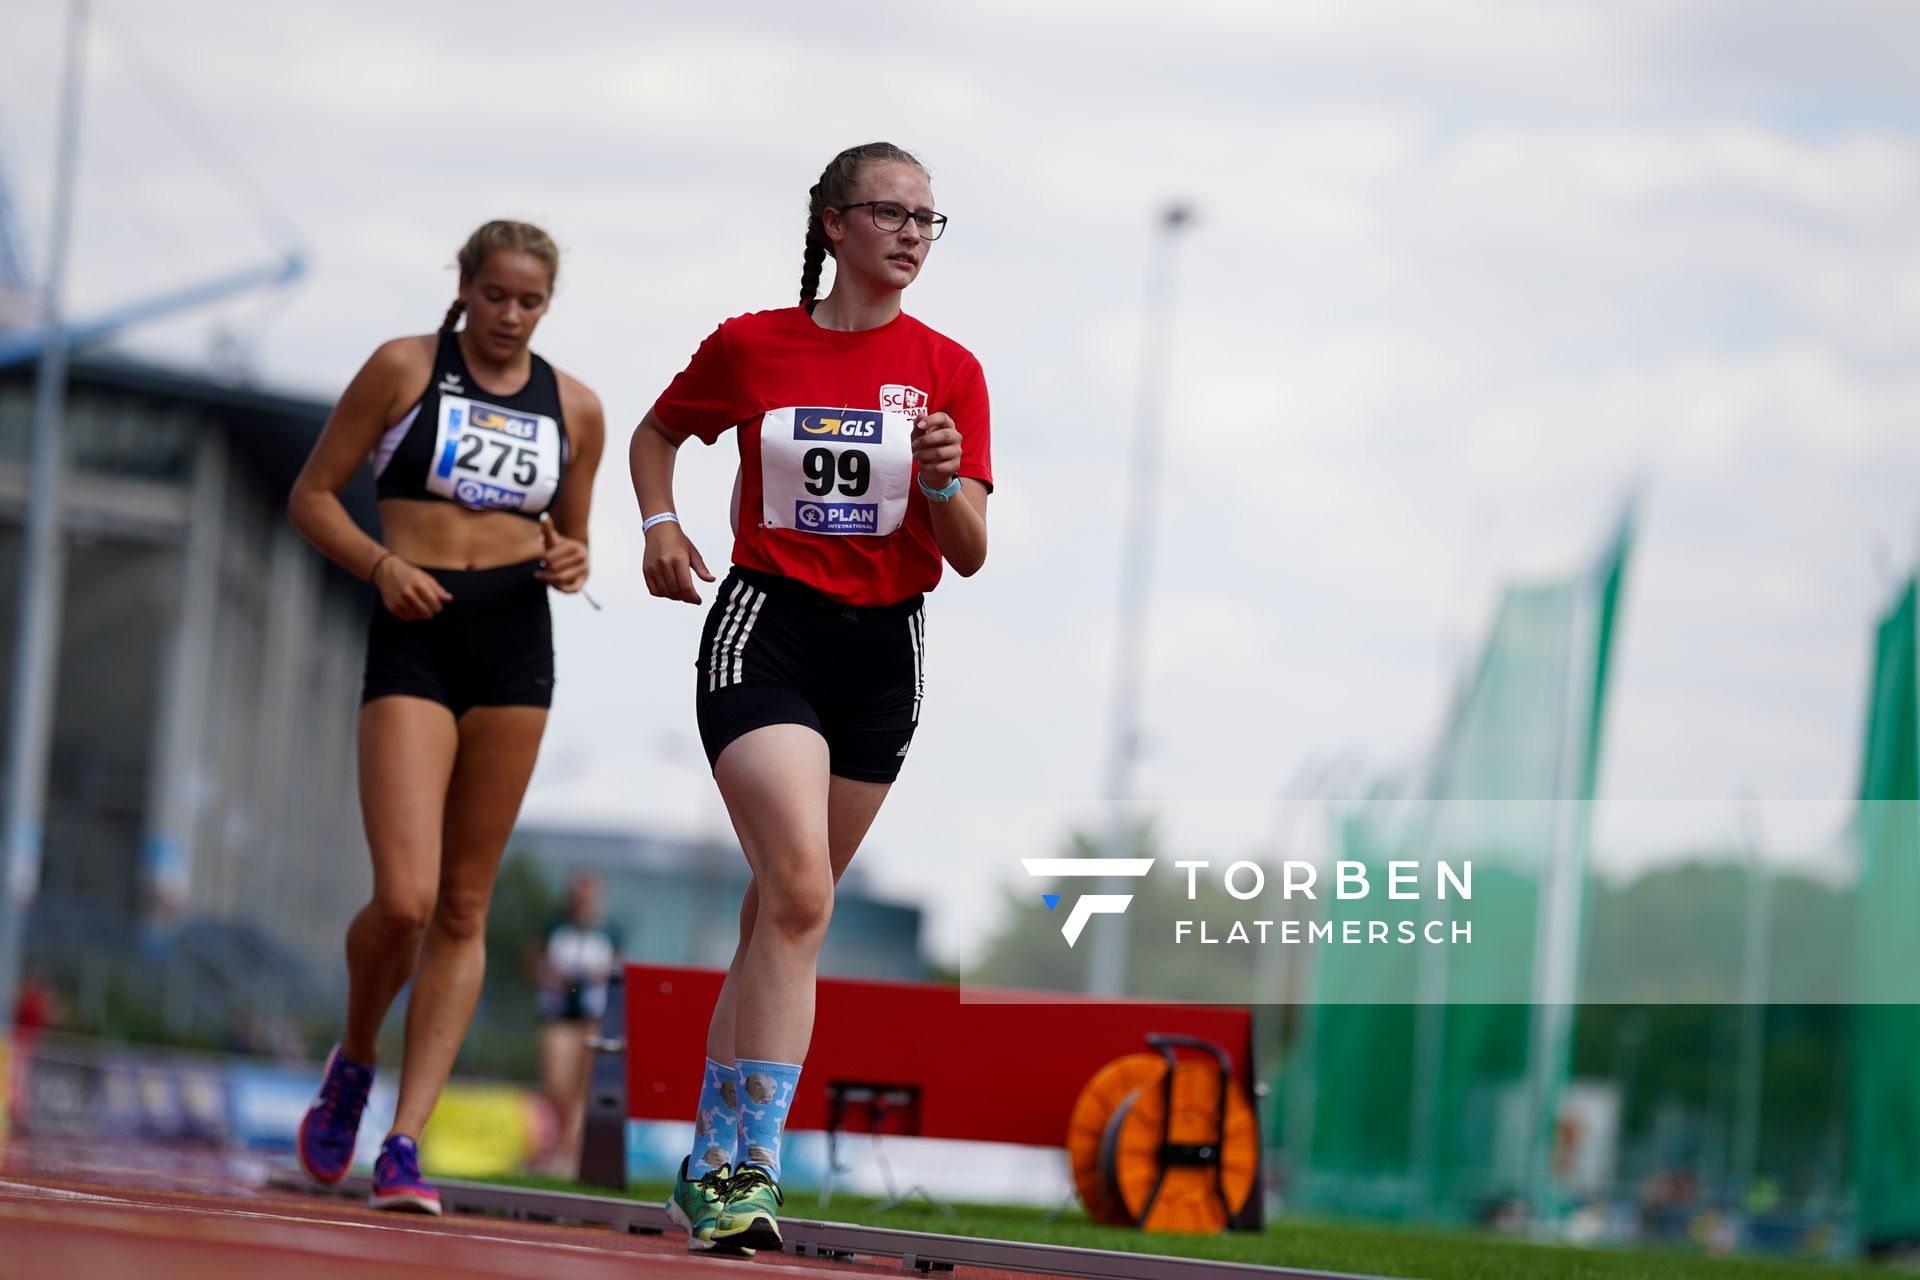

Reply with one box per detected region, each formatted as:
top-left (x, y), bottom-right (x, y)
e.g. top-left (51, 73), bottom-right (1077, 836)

top-left (1854, 579), bottom-right (1920, 1248)
top-left (1289, 515), bottom-right (1631, 1222)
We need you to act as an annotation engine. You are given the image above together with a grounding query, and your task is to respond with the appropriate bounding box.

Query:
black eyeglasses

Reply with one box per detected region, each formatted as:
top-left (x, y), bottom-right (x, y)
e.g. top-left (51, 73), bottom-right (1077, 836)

top-left (838, 200), bottom-right (948, 241)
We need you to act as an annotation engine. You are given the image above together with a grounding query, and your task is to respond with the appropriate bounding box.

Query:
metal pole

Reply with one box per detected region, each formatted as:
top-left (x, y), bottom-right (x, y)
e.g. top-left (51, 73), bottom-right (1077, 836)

top-left (0, 0), bottom-right (89, 1017)
top-left (1088, 204), bottom-right (1193, 996)
top-left (1730, 795), bottom-right (1771, 1203)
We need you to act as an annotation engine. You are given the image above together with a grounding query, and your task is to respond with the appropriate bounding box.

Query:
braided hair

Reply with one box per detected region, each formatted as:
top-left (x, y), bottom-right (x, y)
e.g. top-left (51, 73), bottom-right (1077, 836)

top-left (440, 220), bottom-right (562, 332)
top-left (801, 142), bottom-right (927, 306)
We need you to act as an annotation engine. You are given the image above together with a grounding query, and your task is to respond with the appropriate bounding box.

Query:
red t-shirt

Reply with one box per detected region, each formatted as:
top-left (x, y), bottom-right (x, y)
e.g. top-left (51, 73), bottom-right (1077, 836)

top-left (651, 306), bottom-right (993, 607)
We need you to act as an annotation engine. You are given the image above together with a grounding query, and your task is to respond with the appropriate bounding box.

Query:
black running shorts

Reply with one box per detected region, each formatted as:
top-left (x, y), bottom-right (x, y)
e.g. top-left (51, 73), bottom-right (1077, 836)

top-left (362, 559), bottom-right (554, 716)
top-left (694, 567), bottom-right (926, 783)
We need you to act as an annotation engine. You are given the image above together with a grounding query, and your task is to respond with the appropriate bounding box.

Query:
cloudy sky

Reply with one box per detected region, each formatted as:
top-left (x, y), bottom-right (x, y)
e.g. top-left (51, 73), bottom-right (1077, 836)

top-left (5, 0), bottom-right (1918, 962)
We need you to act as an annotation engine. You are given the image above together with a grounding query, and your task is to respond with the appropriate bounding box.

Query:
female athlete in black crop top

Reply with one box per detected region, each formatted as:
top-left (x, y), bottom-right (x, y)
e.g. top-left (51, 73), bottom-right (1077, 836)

top-left (286, 220), bottom-right (605, 1213)
top-left (372, 327), bottom-right (571, 518)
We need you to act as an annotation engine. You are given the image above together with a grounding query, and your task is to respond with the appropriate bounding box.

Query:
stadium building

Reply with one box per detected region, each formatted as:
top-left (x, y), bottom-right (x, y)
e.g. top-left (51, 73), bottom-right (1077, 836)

top-left (0, 352), bottom-right (372, 1028)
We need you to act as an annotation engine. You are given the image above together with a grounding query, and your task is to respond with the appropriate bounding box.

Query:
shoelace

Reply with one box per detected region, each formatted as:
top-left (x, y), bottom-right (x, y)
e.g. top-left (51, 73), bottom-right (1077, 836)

top-left (695, 1166), bottom-right (732, 1203)
top-left (316, 1067), bottom-right (368, 1130)
top-left (381, 1141), bottom-right (423, 1184)
top-left (728, 1166), bottom-right (783, 1207)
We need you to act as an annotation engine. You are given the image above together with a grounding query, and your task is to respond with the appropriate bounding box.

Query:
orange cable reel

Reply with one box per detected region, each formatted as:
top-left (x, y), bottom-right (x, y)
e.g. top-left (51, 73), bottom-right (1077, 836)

top-left (1065, 1035), bottom-right (1258, 1234)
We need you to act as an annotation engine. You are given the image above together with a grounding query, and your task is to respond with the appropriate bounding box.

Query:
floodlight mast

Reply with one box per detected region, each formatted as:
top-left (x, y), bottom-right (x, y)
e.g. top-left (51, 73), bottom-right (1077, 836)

top-left (0, 0), bottom-right (91, 1020)
top-left (1088, 203), bottom-right (1194, 997)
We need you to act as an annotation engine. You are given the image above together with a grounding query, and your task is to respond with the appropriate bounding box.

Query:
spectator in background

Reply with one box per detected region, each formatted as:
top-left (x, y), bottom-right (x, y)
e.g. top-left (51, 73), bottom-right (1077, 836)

top-left (9, 967), bottom-right (60, 1126)
top-left (535, 870), bottom-right (623, 1175)
top-left (12, 969), bottom-right (54, 1044)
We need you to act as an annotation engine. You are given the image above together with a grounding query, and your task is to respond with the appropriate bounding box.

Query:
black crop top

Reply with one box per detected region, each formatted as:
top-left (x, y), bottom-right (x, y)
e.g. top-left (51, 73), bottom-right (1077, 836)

top-left (372, 330), bottom-right (569, 520)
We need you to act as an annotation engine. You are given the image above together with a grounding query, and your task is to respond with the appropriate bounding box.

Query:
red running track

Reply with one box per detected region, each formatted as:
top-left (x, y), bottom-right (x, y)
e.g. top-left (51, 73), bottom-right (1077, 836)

top-left (0, 1136), bottom-right (1054, 1280)
top-left (0, 1136), bottom-right (871, 1274)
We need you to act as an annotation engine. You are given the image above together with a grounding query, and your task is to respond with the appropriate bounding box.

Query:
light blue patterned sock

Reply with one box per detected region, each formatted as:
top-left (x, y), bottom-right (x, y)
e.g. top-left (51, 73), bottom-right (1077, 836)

top-left (733, 1058), bottom-right (802, 1178)
top-left (687, 1057), bottom-right (739, 1177)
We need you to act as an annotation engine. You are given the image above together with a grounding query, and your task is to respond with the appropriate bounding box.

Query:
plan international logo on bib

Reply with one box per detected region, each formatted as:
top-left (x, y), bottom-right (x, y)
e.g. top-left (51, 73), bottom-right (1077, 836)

top-left (455, 479), bottom-right (527, 510)
top-left (796, 501), bottom-right (878, 533)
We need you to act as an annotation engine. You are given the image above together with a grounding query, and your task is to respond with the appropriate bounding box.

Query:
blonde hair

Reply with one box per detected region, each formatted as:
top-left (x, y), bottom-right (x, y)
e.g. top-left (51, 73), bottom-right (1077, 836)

top-left (440, 220), bottom-right (561, 332)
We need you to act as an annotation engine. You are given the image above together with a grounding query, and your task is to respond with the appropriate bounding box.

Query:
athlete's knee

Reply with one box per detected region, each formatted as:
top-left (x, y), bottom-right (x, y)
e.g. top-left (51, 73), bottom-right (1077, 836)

top-left (737, 879), bottom-right (760, 939)
top-left (366, 883), bottom-right (435, 942)
top-left (756, 863), bottom-right (833, 940)
top-left (432, 888), bottom-right (491, 942)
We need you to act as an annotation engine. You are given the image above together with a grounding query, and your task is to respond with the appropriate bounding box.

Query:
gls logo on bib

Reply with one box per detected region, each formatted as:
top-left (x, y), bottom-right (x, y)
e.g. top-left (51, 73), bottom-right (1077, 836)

top-left (468, 406), bottom-right (541, 441)
top-left (795, 410), bottom-right (883, 441)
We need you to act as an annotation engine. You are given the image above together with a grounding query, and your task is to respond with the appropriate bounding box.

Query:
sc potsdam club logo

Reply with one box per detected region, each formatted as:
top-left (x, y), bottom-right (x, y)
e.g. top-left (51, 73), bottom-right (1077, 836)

top-left (1021, 858), bottom-right (1155, 947)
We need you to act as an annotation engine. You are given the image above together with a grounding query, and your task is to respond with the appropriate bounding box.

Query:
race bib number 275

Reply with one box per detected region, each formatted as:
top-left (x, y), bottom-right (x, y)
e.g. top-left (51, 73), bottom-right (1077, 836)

top-left (428, 395), bottom-right (563, 513)
top-left (759, 406), bottom-right (913, 537)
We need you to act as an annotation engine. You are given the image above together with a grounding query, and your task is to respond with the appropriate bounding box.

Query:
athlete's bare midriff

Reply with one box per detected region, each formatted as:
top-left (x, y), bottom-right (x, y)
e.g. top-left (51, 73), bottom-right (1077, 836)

top-left (377, 498), bottom-right (545, 571)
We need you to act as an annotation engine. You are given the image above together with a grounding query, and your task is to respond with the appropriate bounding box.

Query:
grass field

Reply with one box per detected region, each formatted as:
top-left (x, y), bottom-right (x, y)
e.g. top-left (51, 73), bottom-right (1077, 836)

top-left (474, 1174), bottom-right (1880, 1280)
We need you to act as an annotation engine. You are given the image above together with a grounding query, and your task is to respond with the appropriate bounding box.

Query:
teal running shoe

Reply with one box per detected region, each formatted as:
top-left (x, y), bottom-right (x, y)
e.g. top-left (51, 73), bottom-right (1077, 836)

top-left (711, 1163), bottom-right (784, 1252)
top-left (666, 1157), bottom-right (740, 1253)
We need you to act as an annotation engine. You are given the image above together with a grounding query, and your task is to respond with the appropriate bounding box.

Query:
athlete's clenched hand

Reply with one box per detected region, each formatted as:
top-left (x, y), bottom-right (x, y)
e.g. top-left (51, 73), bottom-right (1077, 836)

top-left (375, 557), bottom-right (454, 621)
top-left (643, 520), bottom-right (715, 605)
top-left (536, 518), bottom-right (591, 592)
top-left (910, 412), bottom-right (962, 487)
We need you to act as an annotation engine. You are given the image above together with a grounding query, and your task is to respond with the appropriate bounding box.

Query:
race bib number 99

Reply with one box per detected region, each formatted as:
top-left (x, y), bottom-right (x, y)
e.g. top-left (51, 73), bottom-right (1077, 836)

top-left (760, 406), bottom-right (913, 537)
top-left (428, 395), bottom-right (563, 513)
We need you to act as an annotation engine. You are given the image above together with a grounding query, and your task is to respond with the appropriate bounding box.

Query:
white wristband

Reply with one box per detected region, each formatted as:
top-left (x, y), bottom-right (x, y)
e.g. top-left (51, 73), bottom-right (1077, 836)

top-left (642, 512), bottom-right (680, 533)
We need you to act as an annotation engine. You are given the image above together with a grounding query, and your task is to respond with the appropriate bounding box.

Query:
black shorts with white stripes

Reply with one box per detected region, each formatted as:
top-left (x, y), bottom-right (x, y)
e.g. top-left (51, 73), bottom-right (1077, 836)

top-left (694, 566), bottom-right (926, 783)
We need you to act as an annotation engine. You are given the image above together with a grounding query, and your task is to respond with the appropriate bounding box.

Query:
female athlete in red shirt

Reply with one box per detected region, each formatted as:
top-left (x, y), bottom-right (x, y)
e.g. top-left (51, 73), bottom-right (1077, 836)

top-left (632, 142), bottom-right (991, 1252)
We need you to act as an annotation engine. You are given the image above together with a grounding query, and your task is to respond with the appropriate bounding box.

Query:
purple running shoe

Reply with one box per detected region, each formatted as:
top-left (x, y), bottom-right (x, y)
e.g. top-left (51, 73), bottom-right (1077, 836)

top-left (296, 1044), bottom-right (373, 1186)
top-left (369, 1133), bottom-right (441, 1215)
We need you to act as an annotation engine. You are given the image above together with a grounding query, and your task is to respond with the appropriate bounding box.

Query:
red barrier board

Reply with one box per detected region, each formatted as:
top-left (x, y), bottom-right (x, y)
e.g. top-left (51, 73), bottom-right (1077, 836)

top-left (624, 964), bottom-right (1255, 1149)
